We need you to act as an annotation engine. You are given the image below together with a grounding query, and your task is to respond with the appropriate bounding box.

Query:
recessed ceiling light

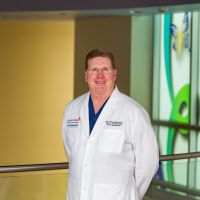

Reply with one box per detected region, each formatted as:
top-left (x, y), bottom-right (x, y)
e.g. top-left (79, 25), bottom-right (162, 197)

top-left (158, 7), bottom-right (168, 13)
top-left (129, 10), bottom-right (141, 15)
top-left (129, 10), bottom-right (135, 14)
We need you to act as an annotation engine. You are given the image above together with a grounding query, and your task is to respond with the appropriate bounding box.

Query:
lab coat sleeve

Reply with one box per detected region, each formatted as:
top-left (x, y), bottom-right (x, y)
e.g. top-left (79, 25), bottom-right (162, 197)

top-left (62, 106), bottom-right (71, 160)
top-left (133, 107), bottom-right (159, 200)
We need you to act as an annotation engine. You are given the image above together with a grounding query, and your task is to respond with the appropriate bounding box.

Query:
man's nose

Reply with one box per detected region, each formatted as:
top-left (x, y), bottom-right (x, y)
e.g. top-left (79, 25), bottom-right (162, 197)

top-left (96, 69), bottom-right (104, 75)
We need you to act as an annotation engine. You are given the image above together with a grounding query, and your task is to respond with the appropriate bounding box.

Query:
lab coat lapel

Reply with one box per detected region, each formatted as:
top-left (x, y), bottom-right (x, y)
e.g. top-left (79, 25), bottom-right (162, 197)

top-left (90, 87), bottom-right (119, 137)
top-left (80, 93), bottom-right (90, 137)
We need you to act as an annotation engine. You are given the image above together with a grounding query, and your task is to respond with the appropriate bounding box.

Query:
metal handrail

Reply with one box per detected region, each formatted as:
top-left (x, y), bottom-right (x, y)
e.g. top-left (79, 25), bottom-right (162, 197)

top-left (0, 162), bottom-right (68, 173)
top-left (152, 120), bottom-right (200, 131)
top-left (0, 152), bottom-right (200, 173)
top-left (151, 179), bottom-right (200, 197)
top-left (159, 151), bottom-right (200, 161)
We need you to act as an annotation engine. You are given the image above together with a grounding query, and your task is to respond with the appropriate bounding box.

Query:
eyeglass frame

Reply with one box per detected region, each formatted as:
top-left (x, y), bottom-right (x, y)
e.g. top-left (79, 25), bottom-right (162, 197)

top-left (86, 67), bottom-right (115, 75)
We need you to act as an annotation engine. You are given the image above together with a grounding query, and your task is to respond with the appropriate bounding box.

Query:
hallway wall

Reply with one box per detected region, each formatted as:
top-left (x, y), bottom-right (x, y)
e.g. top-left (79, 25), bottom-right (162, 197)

top-left (0, 20), bottom-right (74, 165)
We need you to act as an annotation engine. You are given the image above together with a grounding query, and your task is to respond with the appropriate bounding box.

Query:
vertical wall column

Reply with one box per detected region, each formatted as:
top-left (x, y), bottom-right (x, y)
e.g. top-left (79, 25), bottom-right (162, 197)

top-left (130, 16), bottom-right (153, 114)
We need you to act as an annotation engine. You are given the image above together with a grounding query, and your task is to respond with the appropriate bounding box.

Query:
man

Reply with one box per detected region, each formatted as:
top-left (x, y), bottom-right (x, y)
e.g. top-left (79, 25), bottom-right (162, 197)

top-left (62, 49), bottom-right (159, 200)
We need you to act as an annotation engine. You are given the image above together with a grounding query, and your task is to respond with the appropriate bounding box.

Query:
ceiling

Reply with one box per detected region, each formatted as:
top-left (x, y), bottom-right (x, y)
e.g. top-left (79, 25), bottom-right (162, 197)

top-left (0, 0), bottom-right (200, 20)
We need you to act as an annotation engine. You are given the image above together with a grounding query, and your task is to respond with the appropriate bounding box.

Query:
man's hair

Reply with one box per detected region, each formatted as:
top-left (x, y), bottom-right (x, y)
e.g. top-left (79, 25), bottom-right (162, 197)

top-left (85, 49), bottom-right (116, 70)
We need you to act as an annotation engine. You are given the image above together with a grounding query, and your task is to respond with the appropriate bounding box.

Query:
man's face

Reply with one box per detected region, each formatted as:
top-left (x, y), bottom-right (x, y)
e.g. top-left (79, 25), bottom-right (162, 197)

top-left (85, 56), bottom-right (117, 97)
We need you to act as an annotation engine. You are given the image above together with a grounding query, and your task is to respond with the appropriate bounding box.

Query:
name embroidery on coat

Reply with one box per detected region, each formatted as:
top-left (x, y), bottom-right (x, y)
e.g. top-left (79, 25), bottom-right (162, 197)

top-left (106, 121), bottom-right (123, 127)
top-left (67, 117), bottom-right (80, 128)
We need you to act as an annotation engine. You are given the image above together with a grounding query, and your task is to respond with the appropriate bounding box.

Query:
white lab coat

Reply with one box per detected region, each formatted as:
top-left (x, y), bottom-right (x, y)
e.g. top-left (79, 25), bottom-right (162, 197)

top-left (62, 87), bottom-right (159, 200)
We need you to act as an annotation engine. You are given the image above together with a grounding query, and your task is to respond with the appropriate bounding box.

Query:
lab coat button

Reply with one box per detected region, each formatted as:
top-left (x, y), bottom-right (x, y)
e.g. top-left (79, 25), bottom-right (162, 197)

top-left (82, 186), bottom-right (87, 190)
top-left (89, 140), bottom-right (93, 143)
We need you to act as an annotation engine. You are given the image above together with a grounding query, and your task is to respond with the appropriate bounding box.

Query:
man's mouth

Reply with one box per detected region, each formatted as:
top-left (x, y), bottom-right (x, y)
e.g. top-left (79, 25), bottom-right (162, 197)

top-left (95, 80), bottom-right (105, 84)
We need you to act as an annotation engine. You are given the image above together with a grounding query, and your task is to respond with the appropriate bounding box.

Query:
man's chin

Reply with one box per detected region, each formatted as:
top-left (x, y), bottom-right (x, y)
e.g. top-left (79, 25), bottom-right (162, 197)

top-left (91, 87), bottom-right (105, 95)
top-left (95, 88), bottom-right (105, 94)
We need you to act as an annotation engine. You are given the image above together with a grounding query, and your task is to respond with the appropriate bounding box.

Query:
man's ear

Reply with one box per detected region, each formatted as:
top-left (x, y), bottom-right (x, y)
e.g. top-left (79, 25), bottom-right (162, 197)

top-left (85, 71), bottom-right (88, 83)
top-left (114, 69), bottom-right (117, 79)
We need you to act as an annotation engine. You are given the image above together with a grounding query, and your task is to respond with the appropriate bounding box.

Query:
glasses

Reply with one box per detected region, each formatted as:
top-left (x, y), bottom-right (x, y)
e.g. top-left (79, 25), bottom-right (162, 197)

top-left (87, 67), bottom-right (114, 75)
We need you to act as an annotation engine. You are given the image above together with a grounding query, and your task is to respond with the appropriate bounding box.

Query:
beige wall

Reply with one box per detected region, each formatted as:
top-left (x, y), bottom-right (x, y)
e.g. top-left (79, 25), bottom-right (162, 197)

top-left (74, 16), bottom-right (131, 97)
top-left (0, 171), bottom-right (68, 200)
top-left (0, 20), bottom-right (74, 165)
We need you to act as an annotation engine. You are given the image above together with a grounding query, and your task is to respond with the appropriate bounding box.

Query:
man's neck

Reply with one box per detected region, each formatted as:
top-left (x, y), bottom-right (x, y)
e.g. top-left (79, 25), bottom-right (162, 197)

top-left (91, 88), bottom-right (114, 113)
top-left (90, 95), bottom-right (108, 114)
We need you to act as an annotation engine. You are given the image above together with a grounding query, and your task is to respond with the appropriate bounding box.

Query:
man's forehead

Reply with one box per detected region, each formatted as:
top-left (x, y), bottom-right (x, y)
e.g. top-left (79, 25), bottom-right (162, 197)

top-left (88, 56), bottom-right (112, 66)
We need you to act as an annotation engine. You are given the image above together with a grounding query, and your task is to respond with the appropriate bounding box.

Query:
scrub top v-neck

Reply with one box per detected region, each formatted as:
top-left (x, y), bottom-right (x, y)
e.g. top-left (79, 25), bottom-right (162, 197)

top-left (88, 95), bottom-right (109, 135)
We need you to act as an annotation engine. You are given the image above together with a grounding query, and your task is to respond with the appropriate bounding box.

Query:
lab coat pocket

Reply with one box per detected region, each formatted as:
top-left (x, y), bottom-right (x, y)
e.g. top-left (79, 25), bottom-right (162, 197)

top-left (99, 129), bottom-right (124, 153)
top-left (93, 183), bottom-right (126, 200)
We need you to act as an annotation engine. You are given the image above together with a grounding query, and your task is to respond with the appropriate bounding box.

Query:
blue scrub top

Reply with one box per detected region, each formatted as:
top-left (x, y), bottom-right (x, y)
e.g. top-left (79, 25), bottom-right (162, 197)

top-left (88, 95), bottom-right (109, 135)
